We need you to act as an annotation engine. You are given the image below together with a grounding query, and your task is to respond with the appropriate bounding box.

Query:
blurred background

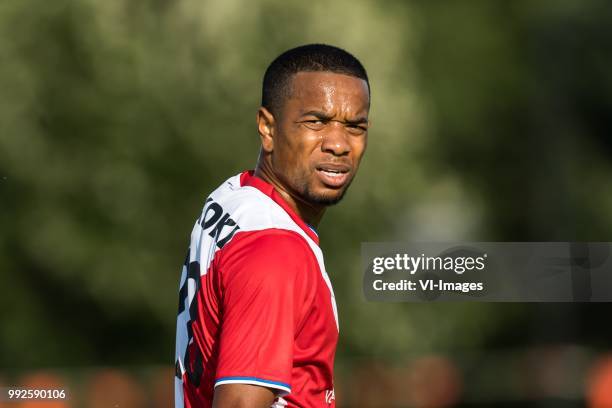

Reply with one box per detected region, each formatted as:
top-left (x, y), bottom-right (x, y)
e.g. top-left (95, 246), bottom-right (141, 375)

top-left (1, 0), bottom-right (612, 406)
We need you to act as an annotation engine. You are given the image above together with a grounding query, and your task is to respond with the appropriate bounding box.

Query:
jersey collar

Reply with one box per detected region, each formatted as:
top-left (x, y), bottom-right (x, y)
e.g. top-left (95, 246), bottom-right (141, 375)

top-left (240, 170), bottom-right (320, 245)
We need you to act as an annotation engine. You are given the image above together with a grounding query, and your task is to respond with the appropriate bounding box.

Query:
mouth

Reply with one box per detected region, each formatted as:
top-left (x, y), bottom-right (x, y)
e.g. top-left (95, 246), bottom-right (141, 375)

top-left (315, 164), bottom-right (351, 188)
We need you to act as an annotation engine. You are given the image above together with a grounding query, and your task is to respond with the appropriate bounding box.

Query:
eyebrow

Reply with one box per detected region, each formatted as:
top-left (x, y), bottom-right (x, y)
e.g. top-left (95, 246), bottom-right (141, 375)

top-left (345, 117), bottom-right (369, 126)
top-left (300, 110), bottom-right (368, 125)
top-left (301, 110), bottom-right (333, 120)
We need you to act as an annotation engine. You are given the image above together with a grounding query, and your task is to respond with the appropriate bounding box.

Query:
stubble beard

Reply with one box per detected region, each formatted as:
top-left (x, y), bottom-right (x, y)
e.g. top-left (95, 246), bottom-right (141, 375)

top-left (294, 173), bottom-right (355, 207)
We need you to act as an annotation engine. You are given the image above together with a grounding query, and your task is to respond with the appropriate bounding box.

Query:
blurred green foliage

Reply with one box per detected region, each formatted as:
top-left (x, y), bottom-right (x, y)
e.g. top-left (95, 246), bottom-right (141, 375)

top-left (1, 0), bottom-right (612, 371)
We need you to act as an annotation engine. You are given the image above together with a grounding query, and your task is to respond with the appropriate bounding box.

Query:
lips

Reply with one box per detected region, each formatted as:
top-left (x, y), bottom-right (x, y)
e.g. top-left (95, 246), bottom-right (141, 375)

top-left (315, 163), bottom-right (351, 188)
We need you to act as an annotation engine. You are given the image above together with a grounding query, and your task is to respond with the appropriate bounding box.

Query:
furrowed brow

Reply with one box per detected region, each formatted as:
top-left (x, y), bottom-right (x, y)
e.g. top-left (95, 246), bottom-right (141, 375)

top-left (345, 117), bottom-right (369, 125)
top-left (301, 110), bottom-right (333, 120)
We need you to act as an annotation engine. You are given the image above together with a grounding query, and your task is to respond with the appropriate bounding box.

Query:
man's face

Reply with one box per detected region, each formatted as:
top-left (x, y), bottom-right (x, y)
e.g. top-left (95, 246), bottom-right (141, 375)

top-left (271, 71), bottom-right (369, 206)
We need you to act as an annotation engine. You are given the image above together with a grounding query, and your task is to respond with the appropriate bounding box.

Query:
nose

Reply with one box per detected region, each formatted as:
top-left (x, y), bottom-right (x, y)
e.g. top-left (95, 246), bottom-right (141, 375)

top-left (321, 122), bottom-right (350, 156)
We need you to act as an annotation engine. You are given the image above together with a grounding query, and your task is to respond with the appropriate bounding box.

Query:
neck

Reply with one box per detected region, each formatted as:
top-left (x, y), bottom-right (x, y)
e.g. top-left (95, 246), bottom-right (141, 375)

top-left (254, 160), bottom-right (326, 228)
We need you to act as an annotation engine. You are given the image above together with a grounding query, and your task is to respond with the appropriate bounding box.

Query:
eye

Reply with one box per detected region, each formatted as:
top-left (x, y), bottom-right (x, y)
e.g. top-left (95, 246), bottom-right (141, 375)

top-left (303, 119), bottom-right (326, 130)
top-left (346, 124), bottom-right (367, 135)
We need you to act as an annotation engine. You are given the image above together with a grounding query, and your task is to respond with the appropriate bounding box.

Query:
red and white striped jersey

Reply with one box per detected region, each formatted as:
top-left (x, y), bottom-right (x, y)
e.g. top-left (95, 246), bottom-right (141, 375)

top-left (175, 171), bottom-right (339, 408)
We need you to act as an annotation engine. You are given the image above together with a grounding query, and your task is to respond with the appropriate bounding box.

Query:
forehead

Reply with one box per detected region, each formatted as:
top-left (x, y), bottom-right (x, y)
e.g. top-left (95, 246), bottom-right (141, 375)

top-left (285, 71), bottom-right (370, 113)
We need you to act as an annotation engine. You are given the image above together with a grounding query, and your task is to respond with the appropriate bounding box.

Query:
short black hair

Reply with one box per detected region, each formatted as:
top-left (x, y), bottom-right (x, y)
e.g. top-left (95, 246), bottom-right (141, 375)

top-left (261, 43), bottom-right (370, 115)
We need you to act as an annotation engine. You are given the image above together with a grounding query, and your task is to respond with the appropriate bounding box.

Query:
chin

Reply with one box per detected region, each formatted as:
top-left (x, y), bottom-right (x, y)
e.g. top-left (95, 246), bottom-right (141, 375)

top-left (304, 187), bottom-right (347, 207)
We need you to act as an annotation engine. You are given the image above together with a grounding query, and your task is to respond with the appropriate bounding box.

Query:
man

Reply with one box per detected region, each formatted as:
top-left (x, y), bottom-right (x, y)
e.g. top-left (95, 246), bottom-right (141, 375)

top-left (175, 44), bottom-right (370, 408)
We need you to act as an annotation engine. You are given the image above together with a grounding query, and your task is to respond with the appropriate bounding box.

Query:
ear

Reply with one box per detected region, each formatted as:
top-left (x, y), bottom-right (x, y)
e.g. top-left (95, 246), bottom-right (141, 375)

top-left (256, 107), bottom-right (276, 153)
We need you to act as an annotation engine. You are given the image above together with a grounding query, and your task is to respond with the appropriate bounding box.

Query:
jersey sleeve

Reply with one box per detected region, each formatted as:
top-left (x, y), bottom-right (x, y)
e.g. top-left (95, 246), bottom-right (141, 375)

top-left (213, 229), bottom-right (316, 395)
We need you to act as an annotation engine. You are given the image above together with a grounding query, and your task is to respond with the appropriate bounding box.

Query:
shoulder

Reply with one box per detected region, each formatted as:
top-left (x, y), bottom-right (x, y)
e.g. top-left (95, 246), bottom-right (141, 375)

top-left (218, 228), bottom-right (315, 276)
top-left (215, 229), bottom-right (319, 307)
